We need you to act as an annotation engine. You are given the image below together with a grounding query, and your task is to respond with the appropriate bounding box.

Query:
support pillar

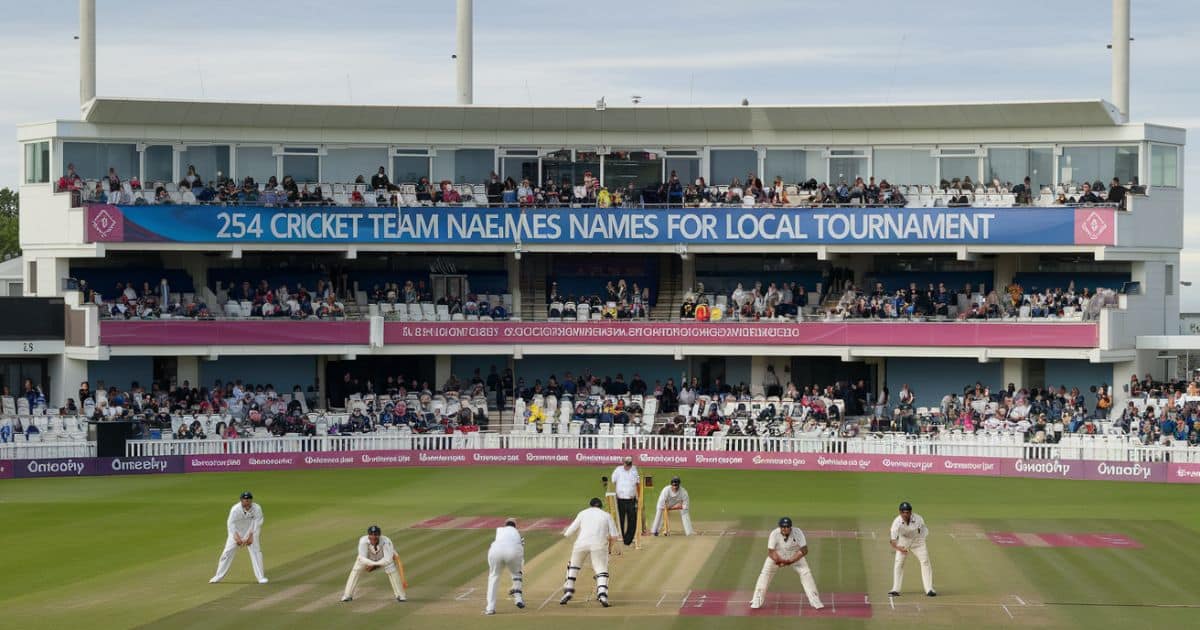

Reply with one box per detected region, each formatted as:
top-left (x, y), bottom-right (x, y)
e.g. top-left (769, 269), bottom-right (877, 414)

top-left (506, 252), bottom-right (521, 319)
top-left (48, 355), bottom-right (88, 408)
top-left (177, 356), bottom-right (199, 390)
top-left (435, 354), bottom-right (452, 391)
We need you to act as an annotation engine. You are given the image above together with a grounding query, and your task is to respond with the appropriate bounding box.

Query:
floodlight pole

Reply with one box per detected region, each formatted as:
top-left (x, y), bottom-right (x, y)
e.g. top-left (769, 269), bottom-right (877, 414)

top-left (80, 0), bottom-right (96, 107)
top-left (456, 0), bottom-right (473, 105)
top-left (1111, 0), bottom-right (1130, 121)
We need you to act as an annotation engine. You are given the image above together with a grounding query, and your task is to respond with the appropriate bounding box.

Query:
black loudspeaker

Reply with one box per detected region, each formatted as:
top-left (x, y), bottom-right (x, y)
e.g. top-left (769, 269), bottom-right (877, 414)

top-left (92, 421), bottom-right (134, 457)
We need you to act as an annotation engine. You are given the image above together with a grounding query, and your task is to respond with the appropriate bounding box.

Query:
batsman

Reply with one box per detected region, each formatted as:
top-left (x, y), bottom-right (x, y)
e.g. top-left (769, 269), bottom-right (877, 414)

top-left (342, 525), bottom-right (407, 603)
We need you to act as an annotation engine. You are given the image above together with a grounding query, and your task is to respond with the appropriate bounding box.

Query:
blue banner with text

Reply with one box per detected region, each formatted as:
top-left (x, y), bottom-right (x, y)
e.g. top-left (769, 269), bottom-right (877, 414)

top-left (87, 205), bottom-right (1091, 245)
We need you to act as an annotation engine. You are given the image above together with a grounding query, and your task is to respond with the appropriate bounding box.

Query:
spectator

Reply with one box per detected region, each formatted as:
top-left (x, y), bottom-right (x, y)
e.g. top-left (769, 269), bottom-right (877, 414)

top-left (1107, 177), bottom-right (1127, 209)
top-left (371, 166), bottom-right (393, 191)
top-left (1078, 182), bottom-right (1100, 204)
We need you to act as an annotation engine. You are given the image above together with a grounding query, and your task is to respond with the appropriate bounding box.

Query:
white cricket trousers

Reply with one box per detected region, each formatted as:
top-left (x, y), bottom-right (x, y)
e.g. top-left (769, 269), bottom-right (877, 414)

top-left (212, 534), bottom-right (266, 582)
top-left (752, 557), bottom-right (822, 608)
top-left (343, 559), bottom-right (405, 600)
top-left (652, 507), bottom-right (695, 535)
top-left (562, 547), bottom-right (610, 599)
top-left (892, 542), bottom-right (933, 593)
top-left (486, 544), bottom-right (524, 612)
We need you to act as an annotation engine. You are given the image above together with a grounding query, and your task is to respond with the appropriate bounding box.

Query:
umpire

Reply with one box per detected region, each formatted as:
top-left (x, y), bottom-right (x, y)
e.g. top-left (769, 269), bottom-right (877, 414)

top-left (611, 456), bottom-right (640, 545)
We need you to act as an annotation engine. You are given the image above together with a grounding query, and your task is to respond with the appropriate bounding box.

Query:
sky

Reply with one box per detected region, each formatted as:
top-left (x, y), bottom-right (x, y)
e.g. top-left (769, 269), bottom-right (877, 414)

top-left (0, 0), bottom-right (1196, 300)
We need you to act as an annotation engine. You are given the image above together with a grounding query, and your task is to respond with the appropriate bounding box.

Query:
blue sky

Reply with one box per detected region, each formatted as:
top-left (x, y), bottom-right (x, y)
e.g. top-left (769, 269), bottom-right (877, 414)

top-left (1, 0), bottom-right (1195, 298)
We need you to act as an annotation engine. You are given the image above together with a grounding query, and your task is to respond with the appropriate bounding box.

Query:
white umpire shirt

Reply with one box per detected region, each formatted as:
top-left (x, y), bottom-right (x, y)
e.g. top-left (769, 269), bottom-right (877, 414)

top-left (357, 535), bottom-right (396, 566)
top-left (611, 465), bottom-right (640, 500)
top-left (492, 525), bottom-right (524, 548)
top-left (227, 502), bottom-right (264, 538)
top-left (767, 527), bottom-right (807, 557)
top-left (890, 513), bottom-right (929, 546)
top-left (564, 507), bottom-right (620, 551)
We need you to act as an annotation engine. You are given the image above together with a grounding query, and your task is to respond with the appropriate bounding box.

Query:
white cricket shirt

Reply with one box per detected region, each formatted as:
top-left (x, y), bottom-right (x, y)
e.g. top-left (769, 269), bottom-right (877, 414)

top-left (611, 465), bottom-right (640, 499)
top-left (656, 486), bottom-right (690, 510)
top-left (226, 502), bottom-right (264, 537)
top-left (492, 525), bottom-right (524, 548)
top-left (564, 507), bottom-right (620, 551)
top-left (890, 513), bottom-right (929, 545)
top-left (767, 527), bottom-right (807, 557)
top-left (357, 535), bottom-right (396, 565)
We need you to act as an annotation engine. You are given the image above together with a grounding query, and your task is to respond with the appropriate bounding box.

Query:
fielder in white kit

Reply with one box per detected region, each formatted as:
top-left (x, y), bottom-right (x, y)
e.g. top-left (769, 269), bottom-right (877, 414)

top-left (888, 501), bottom-right (936, 597)
top-left (560, 497), bottom-right (620, 607)
top-left (651, 476), bottom-right (694, 536)
top-left (485, 519), bottom-right (526, 615)
top-left (341, 525), bottom-right (407, 603)
top-left (209, 491), bottom-right (268, 584)
top-left (750, 517), bottom-right (823, 610)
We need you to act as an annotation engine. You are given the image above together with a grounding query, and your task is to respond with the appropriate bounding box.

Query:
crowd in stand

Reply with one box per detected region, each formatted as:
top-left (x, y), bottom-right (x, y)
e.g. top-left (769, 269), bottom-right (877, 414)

top-left (369, 281), bottom-right (509, 319)
top-left (677, 279), bottom-right (1117, 322)
top-left (830, 281), bottom-right (1115, 321)
top-left (61, 159), bottom-right (1136, 210)
top-left (547, 279), bottom-right (650, 319)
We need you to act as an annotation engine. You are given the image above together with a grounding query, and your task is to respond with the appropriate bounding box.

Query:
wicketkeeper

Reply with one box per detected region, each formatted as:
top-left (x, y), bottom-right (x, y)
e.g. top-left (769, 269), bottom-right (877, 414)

top-left (342, 525), bottom-right (407, 603)
top-left (651, 476), bottom-right (694, 536)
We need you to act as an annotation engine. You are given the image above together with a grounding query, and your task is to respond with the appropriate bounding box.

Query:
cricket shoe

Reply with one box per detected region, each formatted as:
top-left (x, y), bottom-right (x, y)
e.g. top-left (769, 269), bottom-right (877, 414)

top-left (396, 596), bottom-right (407, 602)
top-left (257, 578), bottom-right (269, 584)
top-left (515, 599), bottom-right (526, 609)
top-left (208, 577), bottom-right (221, 584)
top-left (559, 591), bottom-right (573, 605)
top-left (926, 591), bottom-right (937, 597)
top-left (749, 591), bottom-right (764, 609)
top-left (809, 600), bottom-right (825, 610)
top-left (887, 591), bottom-right (900, 597)
top-left (598, 594), bottom-right (611, 608)
top-left (340, 597), bottom-right (352, 603)
top-left (483, 609), bottom-right (495, 615)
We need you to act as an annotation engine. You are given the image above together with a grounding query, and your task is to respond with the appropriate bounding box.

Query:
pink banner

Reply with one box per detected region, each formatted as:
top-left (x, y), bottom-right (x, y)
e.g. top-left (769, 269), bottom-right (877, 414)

top-left (1169, 462), bottom-right (1200, 484)
top-left (379, 321), bottom-right (1098, 348)
top-left (0, 459), bottom-right (11, 479)
top-left (1074, 208), bottom-right (1117, 246)
top-left (100, 320), bottom-right (370, 346)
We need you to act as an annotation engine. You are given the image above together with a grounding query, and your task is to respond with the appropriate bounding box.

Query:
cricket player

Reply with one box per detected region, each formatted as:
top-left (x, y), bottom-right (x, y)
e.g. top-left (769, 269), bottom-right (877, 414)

top-left (209, 491), bottom-right (268, 584)
top-left (485, 519), bottom-right (526, 615)
top-left (888, 501), bottom-right (935, 597)
top-left (341, 525), bottom-right (407, 603)
top-left (750, 517), bottom-right (823, 610)
top-left (560, 497), bottom-right (620, 607)
top-left (610, 456), bottom-right (640, 546)
top-left (651, 476), bottom-right (694, 536)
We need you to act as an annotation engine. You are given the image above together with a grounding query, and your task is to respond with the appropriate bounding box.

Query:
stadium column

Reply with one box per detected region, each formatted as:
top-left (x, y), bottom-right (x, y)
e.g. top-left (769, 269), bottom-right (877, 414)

top-left (681, 255), bottom-right (695, 293)
top-left (178, 356), bottom-right (200, 389)
top-left (436, 355), bottom-right (452, 392)
top-left (506, 252), bottom-right (521, 319)
top-left (1001, 358), bottom-right (1025, 391)
top-left (992, 255), bottom-right (1017, 295)
top-left (32, 256), bottom-right (71, 297)
top-left (48, 355), bottom-right (87, 408)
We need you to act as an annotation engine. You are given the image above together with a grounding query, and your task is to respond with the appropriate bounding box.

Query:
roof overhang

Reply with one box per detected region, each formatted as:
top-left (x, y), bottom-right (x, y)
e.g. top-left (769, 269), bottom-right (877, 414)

top-left (80, 97), bottom-right (1126, 133)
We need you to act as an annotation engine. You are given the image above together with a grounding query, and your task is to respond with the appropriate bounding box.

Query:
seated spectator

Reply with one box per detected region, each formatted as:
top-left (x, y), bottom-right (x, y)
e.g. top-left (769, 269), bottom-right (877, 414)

top-left (371, 166), bottom-right (394, 191)
top-left (1107, 177), bottom-right (1127, 209)
top-left (439, 180), bottom-right (461, 203)
top-left (416, 177), bottom-right (434, 202)
top-left (1077, 182), bottom-right (1101, 204)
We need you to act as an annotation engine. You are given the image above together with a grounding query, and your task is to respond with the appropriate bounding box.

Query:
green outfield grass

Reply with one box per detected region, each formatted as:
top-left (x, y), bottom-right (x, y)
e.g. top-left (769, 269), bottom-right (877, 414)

top-left (1, 468), bottom-right (1199, 629)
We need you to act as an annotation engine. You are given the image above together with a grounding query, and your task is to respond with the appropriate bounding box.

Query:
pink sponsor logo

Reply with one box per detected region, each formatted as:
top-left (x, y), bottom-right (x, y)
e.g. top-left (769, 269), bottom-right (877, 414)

top-left (86, 205), bottom-right (124, 242)
top-left (1170, 463), bottom-right (1200, 484)
top-left (1074, 208), bottom-right (1116, 246)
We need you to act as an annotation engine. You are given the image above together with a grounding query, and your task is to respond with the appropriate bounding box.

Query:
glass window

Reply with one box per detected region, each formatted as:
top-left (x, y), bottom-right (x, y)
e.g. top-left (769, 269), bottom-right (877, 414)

top-left (502, 157), bottom-right (538, 183)
top-left (24, 141), bottom-right (50, 184)
top-left (324, 147), bottom-right (388, 184)
top-left (391, 156), bottom-right (429, 183)
top-left (1059, 146), bottom-right (1137, 187)
top-left (665, 157), bottom-right (700, 186)
top-left (454, 149), bottom-right (495, 184)
top-left (828, 157), bottom-right (867, 184)
top-left (873, 149), bottom-right (935, 186)
top-left (938, 157), bottom-right (980, 184)
top-left (235, 146), bottom-right (277, 184)
top-left (179, 145), bottom-right (230, 184)
top-left (282, 155), bottom-right (319, 183)
top-left (63, 142), bottom-right (138, 181)
top-left (1151, 144), bottom-right (1178, 188)
top-left (986, 148), bottom-right (1053, 190)
top-left (604, 151), bottom-right (661, 190)
top-left (143, 145), bottom-right (173, 184)
top-left (764, 149), bottom-right (822, 185)
top-left (710, 149), bottom-right (758, 186)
